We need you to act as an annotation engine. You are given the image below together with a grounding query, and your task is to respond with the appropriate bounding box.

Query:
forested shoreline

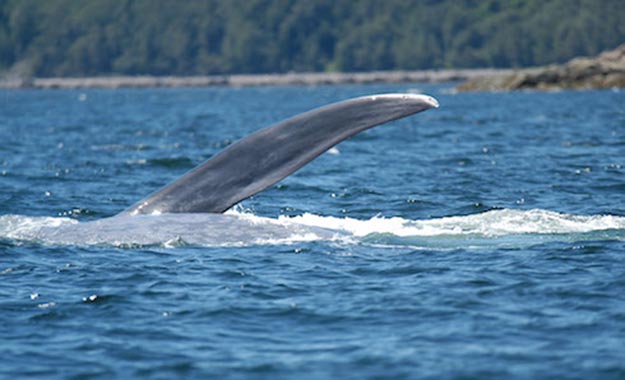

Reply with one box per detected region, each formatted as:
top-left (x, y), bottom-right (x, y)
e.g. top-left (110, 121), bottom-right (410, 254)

top-left (1, 0), bottom-right (624, 78)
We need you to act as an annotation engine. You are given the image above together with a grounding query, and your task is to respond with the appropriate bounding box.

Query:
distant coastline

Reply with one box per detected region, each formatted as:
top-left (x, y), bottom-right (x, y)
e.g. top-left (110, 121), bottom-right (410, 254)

top-left (0, 69), bottom-right (512, 90)
top-left (457, 43), bottom-right (625, 91)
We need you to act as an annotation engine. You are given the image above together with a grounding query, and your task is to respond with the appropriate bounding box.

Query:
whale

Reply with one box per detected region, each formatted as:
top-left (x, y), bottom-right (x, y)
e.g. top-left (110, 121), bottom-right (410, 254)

top-left (120, 93), bottom-right (439, 216)
top-left (7, 93), bottom-right (625, 249)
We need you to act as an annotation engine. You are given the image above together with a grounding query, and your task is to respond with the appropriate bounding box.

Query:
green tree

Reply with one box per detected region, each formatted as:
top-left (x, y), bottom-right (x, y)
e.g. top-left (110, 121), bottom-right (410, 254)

top-left (1, 0), bottom-right (624, 77)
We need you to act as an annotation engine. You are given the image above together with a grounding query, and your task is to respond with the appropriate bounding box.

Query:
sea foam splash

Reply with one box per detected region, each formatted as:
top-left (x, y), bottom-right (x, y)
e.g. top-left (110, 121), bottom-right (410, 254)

top-left (0, 209), bottom-right (624, 248)
top-left (283, 209), bottom-right (625, 237)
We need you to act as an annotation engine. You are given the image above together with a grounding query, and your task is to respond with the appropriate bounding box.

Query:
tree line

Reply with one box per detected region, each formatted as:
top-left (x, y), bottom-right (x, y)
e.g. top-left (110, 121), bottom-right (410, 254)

top-left (1, 0), bottom-right (624, 77)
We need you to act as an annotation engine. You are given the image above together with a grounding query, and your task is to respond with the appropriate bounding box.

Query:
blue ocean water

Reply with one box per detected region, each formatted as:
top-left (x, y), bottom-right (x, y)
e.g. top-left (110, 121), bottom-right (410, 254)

top-left (1, 83), bottom-right (625, 379)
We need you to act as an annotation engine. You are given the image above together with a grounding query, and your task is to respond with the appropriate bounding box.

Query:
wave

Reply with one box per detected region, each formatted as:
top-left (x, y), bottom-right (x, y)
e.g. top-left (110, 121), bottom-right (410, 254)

top-left (284, 208), bottom-right (625, 237)
top-left (1, 209), bottom-right (624, 249)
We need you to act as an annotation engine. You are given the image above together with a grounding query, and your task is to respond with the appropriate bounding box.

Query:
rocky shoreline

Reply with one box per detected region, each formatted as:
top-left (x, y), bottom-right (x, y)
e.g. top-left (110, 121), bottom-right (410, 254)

top-left (6, 43), bottom-right (624, 92)
top-left (457, 44), bottom-right (625, 91)
top-left (0, 69), bottom-right (511, 90)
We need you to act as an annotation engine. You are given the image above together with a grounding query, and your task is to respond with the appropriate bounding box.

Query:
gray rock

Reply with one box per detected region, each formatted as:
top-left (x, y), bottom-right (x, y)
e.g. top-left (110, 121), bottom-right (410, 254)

top-left (457, 44), bottom-right (625, 91)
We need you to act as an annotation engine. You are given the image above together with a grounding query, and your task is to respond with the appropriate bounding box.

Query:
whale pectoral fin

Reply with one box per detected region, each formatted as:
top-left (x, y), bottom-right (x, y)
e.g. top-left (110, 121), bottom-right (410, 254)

top-left (120, 93), bottom-right (439, 215)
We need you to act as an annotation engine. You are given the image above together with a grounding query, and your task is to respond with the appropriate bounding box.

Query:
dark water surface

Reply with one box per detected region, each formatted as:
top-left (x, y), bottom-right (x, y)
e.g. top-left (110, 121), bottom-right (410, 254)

top-left (1, 84), bottom-right (625, 379)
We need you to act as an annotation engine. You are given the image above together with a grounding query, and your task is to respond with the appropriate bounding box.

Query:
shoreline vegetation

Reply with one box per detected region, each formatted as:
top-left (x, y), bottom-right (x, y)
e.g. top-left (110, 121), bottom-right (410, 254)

top-left (2, 45), bottom-right (623, 92)
top-left (0, 68), bottom-right (512, 90)
top-left (2, 2), bottom-right (624, 91)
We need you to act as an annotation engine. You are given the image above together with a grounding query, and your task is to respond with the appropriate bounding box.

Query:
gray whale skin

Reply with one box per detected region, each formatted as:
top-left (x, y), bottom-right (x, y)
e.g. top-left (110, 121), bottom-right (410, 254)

top-left (120, 93), bottom-right (439, 216)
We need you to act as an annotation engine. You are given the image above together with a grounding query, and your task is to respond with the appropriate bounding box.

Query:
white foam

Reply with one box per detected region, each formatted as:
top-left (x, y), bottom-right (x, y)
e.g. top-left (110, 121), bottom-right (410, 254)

top-left (0, 214), bottom-right (77, 241)
top-left (279, 209), bottom-right (625, 237)
top-left (327, 147), bottom-right (340, 155)
top-left (1, 209), bottom-right (624, 247)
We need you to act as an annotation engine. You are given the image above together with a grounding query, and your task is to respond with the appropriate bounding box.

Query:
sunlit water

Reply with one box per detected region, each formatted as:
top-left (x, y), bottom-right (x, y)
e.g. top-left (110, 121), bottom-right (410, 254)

top-left (1, 84), bottom-right (624, 379)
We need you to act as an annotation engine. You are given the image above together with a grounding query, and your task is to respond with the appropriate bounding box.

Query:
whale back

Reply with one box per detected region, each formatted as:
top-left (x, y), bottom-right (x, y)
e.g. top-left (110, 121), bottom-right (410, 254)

top-left (121, 93), bottom-right (438, 215)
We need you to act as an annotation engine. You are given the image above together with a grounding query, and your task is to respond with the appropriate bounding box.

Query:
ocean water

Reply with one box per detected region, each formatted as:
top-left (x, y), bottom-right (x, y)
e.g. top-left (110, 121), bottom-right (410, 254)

top-left (1, 84), bottom-right (624, 379)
